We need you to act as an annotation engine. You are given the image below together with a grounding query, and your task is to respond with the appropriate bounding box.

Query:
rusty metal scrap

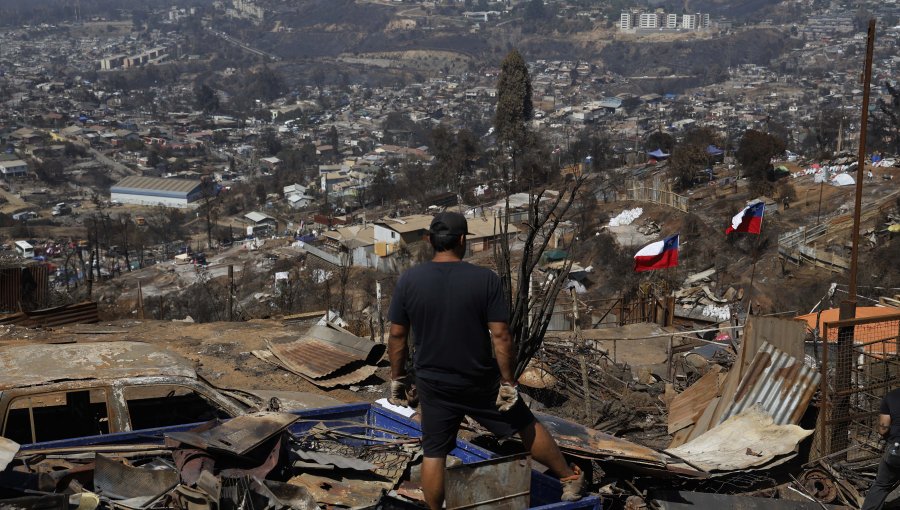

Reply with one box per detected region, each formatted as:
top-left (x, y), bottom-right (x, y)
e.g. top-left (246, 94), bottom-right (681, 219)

top-left (93, 454), bottom-right (178, 501)
top-left (0, 301), bottom-right (99, 328)
top-left (264, 323), bottom-right (385, 388)
top-left (536, 412), bottom-right (670, 467)
top-left (0, 265), bottom-right (50, 312)
top-left (445, 454), bottom-right (531, 510)
top-left (651, 490), bottom-right (840, 509)
top-left (287, 473), bottom-right (385, 508)
top-left (290, 448), bottom-right (376, 471)
top-left (670, 317), bottom-right (813, 448)
top-left (797, 469), bottom-right (838, 504)
top-left (295, 425), bottom-right (417, 487)
top-left (166, 412), bottom-right (298, 457)
top-left (720, 341), bottom-right (820, 426)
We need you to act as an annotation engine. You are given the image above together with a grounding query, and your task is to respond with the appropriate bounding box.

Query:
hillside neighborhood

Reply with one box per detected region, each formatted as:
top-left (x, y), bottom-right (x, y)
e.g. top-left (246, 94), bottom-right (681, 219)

top-left (1, 0), bottom-right (900, 508)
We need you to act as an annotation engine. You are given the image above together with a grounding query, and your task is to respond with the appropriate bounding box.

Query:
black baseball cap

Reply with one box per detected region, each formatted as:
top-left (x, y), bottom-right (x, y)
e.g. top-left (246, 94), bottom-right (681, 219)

top-left (429, 212), bottom-right (472, 236)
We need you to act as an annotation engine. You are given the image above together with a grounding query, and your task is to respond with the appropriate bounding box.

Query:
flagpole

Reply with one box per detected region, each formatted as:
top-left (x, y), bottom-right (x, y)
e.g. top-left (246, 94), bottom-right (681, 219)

top-left (744, 231), bottom-right (763, 316)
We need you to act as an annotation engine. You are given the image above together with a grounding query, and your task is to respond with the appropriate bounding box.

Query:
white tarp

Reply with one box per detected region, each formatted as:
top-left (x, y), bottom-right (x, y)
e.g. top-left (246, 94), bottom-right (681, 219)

top-left (609, 207), bottom-right (643, 227)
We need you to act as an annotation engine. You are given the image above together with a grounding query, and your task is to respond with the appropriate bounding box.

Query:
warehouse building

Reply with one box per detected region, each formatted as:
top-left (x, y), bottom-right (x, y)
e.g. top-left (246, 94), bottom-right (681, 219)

top-left (110, 176), bottom-right (205, 208)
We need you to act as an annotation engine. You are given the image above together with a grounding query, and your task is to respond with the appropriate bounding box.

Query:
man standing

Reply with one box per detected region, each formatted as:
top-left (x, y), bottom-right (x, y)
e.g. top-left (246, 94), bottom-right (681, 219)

top-left (387, 212), bottom-right (584, 509)
top-left (862, 388), bottom-right (900, 510)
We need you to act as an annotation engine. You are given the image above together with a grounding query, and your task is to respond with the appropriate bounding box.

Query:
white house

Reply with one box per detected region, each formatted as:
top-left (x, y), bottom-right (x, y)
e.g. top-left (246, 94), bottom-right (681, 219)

top-left (0, 160), bottom-right (28, 177)
top-left (287, 194), bottom-right (314, 209)
top-left (373, 214), bottom-right (433, 257)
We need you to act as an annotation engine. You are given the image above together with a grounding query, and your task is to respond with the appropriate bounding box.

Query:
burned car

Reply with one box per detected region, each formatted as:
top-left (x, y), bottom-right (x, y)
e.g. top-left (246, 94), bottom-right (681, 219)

top-left (0, 341), bottom-right (340, 445)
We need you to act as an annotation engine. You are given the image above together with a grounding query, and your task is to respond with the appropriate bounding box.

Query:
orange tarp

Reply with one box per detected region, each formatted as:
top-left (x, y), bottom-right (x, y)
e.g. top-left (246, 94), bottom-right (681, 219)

top-left (796, 306), bottom-right (900, 356)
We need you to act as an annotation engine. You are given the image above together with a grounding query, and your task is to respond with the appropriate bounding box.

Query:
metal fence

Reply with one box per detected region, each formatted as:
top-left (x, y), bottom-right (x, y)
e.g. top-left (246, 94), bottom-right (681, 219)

top-left (819, 312), bottom-right (900, 460)
top-left (0, 265), bottom-right (50, 312)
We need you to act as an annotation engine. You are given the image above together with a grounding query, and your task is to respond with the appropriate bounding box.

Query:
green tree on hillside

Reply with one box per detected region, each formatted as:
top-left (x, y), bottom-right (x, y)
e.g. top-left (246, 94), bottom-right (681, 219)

top-left (494, 49), bottom-right (533, 153)
top-left (736, 129), bottom-right (786, 195)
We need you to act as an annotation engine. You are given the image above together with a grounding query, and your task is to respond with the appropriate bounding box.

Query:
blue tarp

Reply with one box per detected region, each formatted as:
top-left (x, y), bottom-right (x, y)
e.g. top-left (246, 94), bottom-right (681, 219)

top-left (647, 149), bottom-right (670, 159)
top-left (706, 145), bottom-right (724, 156)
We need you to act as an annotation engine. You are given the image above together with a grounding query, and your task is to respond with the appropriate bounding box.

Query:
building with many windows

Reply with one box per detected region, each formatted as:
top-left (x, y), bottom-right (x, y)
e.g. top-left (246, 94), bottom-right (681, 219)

top-left (619, 10), bottom-right (711, 33)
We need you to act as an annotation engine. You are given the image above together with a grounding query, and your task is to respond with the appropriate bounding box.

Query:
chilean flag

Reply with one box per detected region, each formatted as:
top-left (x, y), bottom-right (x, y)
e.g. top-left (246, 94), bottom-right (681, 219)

top-left (634, 234), bottom-right (679, 272)
top-left (726, 201), bottom-right (765, 234)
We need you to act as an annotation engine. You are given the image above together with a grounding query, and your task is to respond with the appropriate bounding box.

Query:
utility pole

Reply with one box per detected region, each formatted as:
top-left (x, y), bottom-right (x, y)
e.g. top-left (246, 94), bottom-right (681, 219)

top-left (832, 18), bottom-right (875, 457)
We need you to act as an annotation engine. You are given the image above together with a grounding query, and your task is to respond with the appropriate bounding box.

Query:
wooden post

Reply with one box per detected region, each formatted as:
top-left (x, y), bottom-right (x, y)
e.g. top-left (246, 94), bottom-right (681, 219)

top-left (137, 280), bottom-right (144, 320)
top-left (667, 335), bottom-right (674, 381)
top-left (667, 296), bottom-right (675, 326)
top-left (226, 265), bottom-right (234, 322)
top-left (572, 289), bottom-right (591, 420)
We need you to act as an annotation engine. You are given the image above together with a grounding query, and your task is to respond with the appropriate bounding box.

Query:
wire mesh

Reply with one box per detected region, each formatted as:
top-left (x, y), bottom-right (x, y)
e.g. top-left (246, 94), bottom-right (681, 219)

top-left (821, 313), bottom-right (900, 461)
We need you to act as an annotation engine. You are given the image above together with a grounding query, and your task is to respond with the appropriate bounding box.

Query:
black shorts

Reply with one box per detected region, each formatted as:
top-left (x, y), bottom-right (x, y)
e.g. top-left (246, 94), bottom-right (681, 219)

top-left (415, 376), bottom-right (536, 458)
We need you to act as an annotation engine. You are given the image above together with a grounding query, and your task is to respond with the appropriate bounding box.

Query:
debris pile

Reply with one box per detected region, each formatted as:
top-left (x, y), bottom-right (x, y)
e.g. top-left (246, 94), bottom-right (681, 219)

top-left (0, 411), bottom-right (429, 510)
top-left (672, 268), bottom-right (740, 322)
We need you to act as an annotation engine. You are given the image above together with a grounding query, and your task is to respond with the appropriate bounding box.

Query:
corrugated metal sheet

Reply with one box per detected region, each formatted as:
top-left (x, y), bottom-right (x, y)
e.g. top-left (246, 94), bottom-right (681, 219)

top-left (719, 341), bottom-right (820, 425)
top-left (265, 324), bottom-right (385, 388)
top-left (0, 301), bottom-right (99, 328)
top-left (0, 265), bottom-right (49, 312)
top-left (111, 176), bottom-right (202, 195)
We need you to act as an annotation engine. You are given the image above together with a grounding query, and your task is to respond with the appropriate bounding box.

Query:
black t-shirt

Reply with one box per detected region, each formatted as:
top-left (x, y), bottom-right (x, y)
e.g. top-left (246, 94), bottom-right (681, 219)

top-left (881, 389), bottom-right (900, 443)
top-left (388, 261), bottom-right (509, 384)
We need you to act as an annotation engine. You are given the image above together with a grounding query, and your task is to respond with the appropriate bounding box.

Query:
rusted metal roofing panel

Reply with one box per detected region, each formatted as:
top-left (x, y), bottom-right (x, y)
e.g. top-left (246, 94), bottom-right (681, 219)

top-left (166, 412), bottom-right (298, 456)
top-left (719, 341), bottom-right (820, 426)
top-left (0, 265), bottom-right (49, 312)
top-left (534, 413), bottom-right (669, 467)
top-left (266, 324), bottom-right (385, 387)
top-left (0, 302), bottom-right (99, 328)
top-left (271, 338), bottom-right (361, 379)
top-left (255, 347), bottom-right (378, 388)
top-left (0, 341), bottom-right (196, 390)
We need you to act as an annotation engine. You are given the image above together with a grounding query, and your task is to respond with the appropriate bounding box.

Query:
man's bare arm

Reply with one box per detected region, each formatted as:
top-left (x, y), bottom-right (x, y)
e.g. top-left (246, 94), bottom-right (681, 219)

top-left (878, 414), bottom-right (891, 438)
top-left (488, 321), bottom-right (516, 385)
top-left (388, 323), bottom-right (410, 380)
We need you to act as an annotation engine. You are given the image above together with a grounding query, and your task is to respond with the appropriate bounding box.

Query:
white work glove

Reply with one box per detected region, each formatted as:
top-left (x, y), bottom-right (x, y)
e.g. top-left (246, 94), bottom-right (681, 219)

top-left (389, 377), bottom-right (418, 408)
top-left (496, 382), bottom-right (519, 412)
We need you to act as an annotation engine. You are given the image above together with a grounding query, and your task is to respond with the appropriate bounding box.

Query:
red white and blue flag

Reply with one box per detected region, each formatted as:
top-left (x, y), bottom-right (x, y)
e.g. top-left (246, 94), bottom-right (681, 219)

top-left (634, 234), bottom-right (679, 272)
top-left (726, 201), bottom-right (765, 234)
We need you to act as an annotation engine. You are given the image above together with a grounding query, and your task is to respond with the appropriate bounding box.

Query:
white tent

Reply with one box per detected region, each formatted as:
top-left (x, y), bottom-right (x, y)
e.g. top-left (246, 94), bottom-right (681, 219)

top-left (831, 173), bottom-right (856, 186)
